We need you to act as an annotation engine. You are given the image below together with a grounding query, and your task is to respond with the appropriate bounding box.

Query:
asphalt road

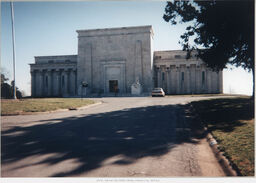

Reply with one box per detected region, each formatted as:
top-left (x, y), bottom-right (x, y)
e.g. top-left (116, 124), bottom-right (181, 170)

top-left (1, 96), bottom-right (226, 177)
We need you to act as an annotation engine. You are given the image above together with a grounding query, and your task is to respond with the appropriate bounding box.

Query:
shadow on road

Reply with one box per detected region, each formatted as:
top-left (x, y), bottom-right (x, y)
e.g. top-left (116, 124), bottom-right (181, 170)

top-left (2, 104), bottom-right (202, 177)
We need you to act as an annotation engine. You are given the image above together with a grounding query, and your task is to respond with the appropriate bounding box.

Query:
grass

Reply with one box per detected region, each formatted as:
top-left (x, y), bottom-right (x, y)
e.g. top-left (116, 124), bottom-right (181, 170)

top-left (1, 98), bottom-right (95, 115)
top-left (191, 96), bottom-right (254, 176)
top-left (165, 93), bottom-right (244, 98)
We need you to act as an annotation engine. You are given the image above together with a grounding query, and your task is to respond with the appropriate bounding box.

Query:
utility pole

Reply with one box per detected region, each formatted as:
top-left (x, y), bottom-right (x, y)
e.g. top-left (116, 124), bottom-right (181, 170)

top-left (10, 1), bottom-right (16, 99)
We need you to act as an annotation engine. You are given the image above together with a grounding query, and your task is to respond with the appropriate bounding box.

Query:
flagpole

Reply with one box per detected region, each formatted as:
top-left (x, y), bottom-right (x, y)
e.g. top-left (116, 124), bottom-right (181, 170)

top-left (10, 1), bottom-right (16, 99)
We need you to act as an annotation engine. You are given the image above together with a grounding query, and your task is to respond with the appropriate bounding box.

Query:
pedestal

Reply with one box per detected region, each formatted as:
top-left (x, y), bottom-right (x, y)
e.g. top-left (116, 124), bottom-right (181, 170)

top-left (131, 83), bottom-right (142, 95)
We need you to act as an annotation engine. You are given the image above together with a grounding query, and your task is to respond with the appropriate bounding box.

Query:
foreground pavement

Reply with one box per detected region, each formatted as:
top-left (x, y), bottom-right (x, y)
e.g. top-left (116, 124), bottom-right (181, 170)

top-left (1, 96), bottom-right (227, 177)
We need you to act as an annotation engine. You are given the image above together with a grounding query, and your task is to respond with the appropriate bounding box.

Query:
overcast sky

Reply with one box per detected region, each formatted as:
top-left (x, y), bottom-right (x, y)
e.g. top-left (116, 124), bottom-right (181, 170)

top-left (1, 1), bottom-right (253, 96)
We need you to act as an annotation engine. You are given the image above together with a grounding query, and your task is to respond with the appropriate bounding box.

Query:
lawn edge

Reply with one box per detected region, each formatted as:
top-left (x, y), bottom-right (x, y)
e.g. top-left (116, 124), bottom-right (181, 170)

top-left (1, 101), bottom-right (102, 116)
top-left (204, 127), bottom-right (238, 176)
top-left (188, 102), bottom-right (238, 176)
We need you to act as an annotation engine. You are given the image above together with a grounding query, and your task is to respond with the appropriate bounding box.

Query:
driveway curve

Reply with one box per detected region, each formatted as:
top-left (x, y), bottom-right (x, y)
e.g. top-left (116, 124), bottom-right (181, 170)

top-left (1, 96), bottom-right (227, 177)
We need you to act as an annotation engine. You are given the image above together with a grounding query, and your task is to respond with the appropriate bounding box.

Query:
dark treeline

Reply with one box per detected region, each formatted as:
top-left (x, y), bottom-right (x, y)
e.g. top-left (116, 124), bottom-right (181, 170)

top-left (1, 74), bottom-right (22, 99)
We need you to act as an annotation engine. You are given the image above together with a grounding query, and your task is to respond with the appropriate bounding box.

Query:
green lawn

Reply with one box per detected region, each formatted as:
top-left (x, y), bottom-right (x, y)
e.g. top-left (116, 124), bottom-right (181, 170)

top-left (165, 93), bottom-right (241, 98)
top-left (1, 98), bottom-right (95, 115)
top-left (191, 96), bottom-right (254, 176)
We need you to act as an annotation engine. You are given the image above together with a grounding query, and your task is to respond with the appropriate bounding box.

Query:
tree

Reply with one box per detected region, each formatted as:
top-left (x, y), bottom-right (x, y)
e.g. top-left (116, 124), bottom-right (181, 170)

top-left (163, 0), bottom-right (254, 96)
top-left (1, 74), bottom-right (9, 85)
top-left (1, 74), bottom-right (12, 99)
top-left (1, 74), bottom-right (22, 99)
top-left (11, 80), bottom-right (22, 99)
top-left (1, 73), bottom-right (12, 98)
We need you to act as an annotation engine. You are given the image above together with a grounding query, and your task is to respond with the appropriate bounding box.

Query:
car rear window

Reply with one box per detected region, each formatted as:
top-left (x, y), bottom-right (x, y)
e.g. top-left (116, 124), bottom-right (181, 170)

top-left (153, 89), bottom-right (162, 92)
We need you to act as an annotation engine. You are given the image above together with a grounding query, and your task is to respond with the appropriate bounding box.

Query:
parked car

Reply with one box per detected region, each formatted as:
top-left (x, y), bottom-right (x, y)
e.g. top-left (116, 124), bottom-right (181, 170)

top-left (151, 88), bottom-right (165, 97)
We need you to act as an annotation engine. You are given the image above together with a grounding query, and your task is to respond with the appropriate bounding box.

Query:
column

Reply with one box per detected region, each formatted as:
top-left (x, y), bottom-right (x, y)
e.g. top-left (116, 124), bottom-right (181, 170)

top-left (50, 69), bottom-right (54, 96)
top-left (157, 67), bottom-right (161, 88)
top-left (195, 65), bottom-right (201, 94)
top-left (186, 66), bottom-right (191, 94)
top-left (201, 69), bottom-right (205, 93)
top-left (47, 70), bottom-right (52, 96)
top-left (211, 71), bottom-right (218, 93)
top-left (38, 70), bottom-right (43, 97)
top-left (190, 64), bottom-right (196, 94)
top-left (166, 67), bottom-right (170, 94)
top-left (176, 67), bottom-right (180, 94)
top-left (161, 66), bottom-right (166, 92)
top-left (69, 69), bottom-right (76, 96)
top-left (67, 70), bottom-right (71, 95)
top-left (219, 70), bottom-right (223, 93)
top-left (207, 69), bottom-right (212, 94)
top-left (42, 70), bottom-right (47, 97)
top-left (153, 66), bottom-right (157, 88)
top-left (30, 71), bottom-right (36, 97)
top-left (69, 69), bottom-right (73, 96)
top-left (180, 67), bottom-right (185, 94)
top-left (34, 71), bottom-right (38, 97)
top-left (170, 65), bottom-right (176, 94)
top-left (64, 70), bottom-right (69, 96)
top-left (159, 66), bottom-right (165, 89)
top-left (52, 70), bottom-right (58, 96)
top-left (74, 70), bottom-right (77, 95)
top-left (57, 70), bottom-right (62, 96)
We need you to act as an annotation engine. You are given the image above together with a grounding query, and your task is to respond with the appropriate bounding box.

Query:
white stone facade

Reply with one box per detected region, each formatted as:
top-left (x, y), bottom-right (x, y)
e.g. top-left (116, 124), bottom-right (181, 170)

top-left (30, 25), bottom-right (223, 97)
top-left (76, 25), bottom-right (154, 96)
top-left (30, 55), bottom-right (77, 97)
top-left (154, 50), bottom-right (223, 94)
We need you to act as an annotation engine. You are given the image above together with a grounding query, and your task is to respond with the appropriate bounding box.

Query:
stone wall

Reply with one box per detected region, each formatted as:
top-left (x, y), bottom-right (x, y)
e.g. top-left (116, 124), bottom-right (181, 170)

top-left (76, 25), bottom-right (154, 96)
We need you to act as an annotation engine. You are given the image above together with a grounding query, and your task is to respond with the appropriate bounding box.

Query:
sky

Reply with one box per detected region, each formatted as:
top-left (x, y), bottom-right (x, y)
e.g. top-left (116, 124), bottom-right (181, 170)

top-left (1, 1), bottom-right (253, 96)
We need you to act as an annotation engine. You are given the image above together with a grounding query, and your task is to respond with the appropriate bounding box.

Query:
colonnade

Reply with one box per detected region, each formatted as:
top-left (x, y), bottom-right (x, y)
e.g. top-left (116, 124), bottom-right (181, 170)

top-left (31, 68), bottom-right (77, 97)
top-left (155, 64), bottom-right (223, 94)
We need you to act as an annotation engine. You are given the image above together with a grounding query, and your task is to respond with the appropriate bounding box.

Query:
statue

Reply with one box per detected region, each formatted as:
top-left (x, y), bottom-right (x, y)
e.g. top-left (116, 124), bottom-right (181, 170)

top-left (136, 77), bottom-right (140, 84)
top-left (131, 76), bottom-right (142, 95)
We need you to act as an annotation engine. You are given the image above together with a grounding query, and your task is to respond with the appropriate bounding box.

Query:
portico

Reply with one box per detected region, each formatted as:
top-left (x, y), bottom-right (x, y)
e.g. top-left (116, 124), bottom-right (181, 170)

top-left (30, 55), bottom-right (77, 97)
top-left (153, 50), bottom-right (223, 94)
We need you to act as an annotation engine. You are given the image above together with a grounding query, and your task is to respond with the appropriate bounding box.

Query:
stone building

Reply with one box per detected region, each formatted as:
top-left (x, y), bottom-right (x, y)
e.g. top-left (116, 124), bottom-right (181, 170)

top-left (30, 55), bottom-right (77, 97)
top-left (30, 25), bottom-right (223, 97)
top-left (154, 50), bottom-right (223, 94)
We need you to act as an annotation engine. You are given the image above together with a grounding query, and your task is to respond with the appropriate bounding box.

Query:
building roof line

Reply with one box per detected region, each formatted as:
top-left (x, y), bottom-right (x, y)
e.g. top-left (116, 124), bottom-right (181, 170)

top-left (34, 55), bottom-right (77, 58)
top-left (76, 25), bottom-right (153, 33)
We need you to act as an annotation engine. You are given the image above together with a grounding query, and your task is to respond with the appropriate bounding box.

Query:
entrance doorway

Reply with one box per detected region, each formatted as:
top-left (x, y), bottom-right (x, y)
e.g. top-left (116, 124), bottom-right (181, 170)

top-left (109, 80), bottom-right (118, 93)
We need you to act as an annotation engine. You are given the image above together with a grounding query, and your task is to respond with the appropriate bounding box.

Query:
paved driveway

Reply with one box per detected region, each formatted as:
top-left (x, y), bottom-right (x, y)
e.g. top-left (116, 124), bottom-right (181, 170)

top-left (1, 96), bottom-right (226, 177)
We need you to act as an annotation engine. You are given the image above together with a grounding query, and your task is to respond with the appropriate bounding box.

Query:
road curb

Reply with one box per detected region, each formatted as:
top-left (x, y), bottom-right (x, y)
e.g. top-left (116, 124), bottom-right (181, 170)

top-left (188, 103), bottom-right (238, 176)
top-left (75, 101), bottom-right (103, 110)
top-left (204, 127), bottom-right (237, 176)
